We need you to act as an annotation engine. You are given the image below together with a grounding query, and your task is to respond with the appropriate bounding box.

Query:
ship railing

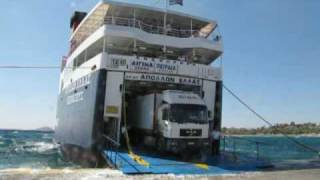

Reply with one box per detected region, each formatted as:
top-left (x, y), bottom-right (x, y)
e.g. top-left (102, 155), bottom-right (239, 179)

top-left (104, 16), bottom-right (212, 38)
top-left (69, 16), bottom-right (221, 57)
top-left (103, 135), bottom-right (120, 168)
top-left (222, 135), bottom-right (320, 163)
top-left (221, 135), bottom-right (272, 161)
top-left (103, 135), bottom-right (144, 172)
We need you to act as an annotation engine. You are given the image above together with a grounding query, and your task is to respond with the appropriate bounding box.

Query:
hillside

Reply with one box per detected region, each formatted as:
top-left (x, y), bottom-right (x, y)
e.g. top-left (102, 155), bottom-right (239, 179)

top-left (222, 122), bottom-right (320, 135)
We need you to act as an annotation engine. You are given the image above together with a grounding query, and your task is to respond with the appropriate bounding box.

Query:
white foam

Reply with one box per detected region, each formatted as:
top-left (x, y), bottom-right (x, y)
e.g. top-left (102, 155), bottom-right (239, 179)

top-left (62, 168), bottom-right (74, 174)
top-left (14, 147), bottom-right (23, 153)
top-left (9, 141), bottom-right (57, 153)
top-left (25, 142), bottom-right (59, 153)
top-left (78, 169), bottom-right (123, 180)
top-left (0, 167), bottom-right (52, 175)
top-left (42, 134), bottom-right (52, 139)
top-left (0, 168), bottom-right (265, 180)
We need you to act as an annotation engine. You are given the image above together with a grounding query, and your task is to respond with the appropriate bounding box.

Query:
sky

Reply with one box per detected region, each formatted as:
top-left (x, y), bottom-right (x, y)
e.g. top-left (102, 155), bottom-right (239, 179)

top-left (0, 0), bottom-right (319, 129)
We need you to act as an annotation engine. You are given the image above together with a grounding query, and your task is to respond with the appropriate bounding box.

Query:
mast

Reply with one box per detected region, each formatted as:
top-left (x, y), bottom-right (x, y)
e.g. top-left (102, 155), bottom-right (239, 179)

top-left (163, 0), bottom-right (168, 56)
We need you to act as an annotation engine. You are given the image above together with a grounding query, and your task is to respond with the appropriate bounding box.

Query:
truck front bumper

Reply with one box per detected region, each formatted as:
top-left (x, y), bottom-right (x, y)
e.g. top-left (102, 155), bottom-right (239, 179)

top-left (165, 138), bottom-right (210, 153)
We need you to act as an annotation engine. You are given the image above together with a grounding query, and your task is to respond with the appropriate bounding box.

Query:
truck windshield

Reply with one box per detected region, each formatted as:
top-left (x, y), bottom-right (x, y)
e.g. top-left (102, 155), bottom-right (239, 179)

top-left (169, 104), bottom-right (207, 124)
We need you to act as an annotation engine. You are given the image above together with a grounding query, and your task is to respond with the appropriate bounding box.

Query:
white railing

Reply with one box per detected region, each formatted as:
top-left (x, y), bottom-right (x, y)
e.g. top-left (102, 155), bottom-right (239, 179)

top-left (104, 16), bottom-right (210, 38)
top-left (69, 16), bottom-right (221, 59)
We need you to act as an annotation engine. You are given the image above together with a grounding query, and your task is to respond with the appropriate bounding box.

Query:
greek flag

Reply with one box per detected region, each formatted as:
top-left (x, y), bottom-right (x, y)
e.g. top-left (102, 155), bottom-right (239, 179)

top-left (169, 0), bottom-right (183, 6)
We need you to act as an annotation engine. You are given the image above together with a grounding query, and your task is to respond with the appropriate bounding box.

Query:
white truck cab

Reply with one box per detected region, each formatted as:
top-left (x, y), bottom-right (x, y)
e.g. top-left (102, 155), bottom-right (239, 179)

top-left (129, 90), bottom-right (210, 153)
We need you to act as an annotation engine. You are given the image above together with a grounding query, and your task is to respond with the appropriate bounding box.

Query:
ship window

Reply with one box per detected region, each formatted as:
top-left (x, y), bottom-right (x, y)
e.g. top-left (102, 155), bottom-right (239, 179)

top-left (86, 38), bottom-right (103, 60)
top-left (73, 57), bottom-right (77, 70)
top-left (60, 81), bottom-right (64, 91)
top-left (76, 51), bottom-right (86, 68)
top-left (72, 38), bottom-right (104, 71)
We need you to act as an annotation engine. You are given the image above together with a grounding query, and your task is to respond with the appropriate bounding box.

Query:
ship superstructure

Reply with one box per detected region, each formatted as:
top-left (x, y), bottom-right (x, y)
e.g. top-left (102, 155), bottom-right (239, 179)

top-left (55, 0), bottom-right (223, 167)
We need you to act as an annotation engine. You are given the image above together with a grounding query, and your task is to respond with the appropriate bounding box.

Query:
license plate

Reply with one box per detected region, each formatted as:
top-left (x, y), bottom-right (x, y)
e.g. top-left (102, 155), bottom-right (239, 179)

top-left (180, 129), bottom-right (202, 137)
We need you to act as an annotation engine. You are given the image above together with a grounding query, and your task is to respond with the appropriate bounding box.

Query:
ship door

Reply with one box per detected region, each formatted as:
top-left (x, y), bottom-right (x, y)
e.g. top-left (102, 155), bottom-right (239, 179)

top-left (103, 71), bottom-right (124, 144)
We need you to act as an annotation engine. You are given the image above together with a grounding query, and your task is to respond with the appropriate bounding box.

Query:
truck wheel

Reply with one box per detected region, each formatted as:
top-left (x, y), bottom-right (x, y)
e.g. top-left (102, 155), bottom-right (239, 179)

top-left (79, 151), bottom-right (98, 168)
top-left (200, 150), bottom-right (208, 162)
top-left (181, 152), bottom-right (189, 161)
top-left (156, 138), bottom-right (165, 153)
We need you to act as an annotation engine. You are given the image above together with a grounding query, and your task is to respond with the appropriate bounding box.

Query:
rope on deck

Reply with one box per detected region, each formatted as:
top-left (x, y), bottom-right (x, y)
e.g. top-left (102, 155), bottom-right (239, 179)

top-left (122, 84), bottom-right (150, 167)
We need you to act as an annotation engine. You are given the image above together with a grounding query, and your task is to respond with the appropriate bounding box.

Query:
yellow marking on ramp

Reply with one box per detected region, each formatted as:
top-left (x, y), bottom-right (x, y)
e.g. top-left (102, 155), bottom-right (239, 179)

top-left (195, 163), bottom-right (209, 170)
top-left (129, 151), bottom-right (150, 167)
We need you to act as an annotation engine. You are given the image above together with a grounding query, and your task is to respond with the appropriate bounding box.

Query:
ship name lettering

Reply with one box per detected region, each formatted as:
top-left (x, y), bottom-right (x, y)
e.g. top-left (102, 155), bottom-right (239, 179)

top-left (140, 74), bottom-right (175, 83)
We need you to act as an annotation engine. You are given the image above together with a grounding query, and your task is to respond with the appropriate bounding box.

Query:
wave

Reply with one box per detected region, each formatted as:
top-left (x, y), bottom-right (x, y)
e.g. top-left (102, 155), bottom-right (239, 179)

top-left (23, 142), bottom-right (59, 153)
top-left (30, 142), bottom-right (59, 153)
top-left (0, 167), bottom-right (52, 174)
top-left (42, 134), bottom-right (52, 139)
top-left (0, 135), bottom-right (3, 145)
top-left (0, 168), bottom-right (122, 179)
top-left (9, 141), bottom-right (59, 154)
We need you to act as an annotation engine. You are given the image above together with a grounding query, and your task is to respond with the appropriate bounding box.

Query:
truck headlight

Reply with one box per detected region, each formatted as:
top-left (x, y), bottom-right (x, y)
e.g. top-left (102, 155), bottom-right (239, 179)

top-left (188, 142), bottom-right (195, 145)
top-left (169, 140), bottom-right (178, 146)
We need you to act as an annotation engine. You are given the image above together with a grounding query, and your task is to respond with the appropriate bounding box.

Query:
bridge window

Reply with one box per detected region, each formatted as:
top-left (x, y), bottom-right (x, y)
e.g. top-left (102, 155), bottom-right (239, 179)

top-left (86, 38), bottom-right (103, 60)
top-left (73, 38), bottom-right (104, 70)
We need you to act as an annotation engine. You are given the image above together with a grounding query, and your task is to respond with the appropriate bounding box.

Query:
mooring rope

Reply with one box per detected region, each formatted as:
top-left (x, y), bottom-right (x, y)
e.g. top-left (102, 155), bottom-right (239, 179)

top-left (122, 84), bottom-right (150, 167)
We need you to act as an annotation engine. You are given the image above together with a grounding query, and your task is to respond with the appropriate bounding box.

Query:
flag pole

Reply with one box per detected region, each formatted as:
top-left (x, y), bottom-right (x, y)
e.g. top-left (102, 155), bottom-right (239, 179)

top-left (163, 0), bottom-right (168, 35)
top-left (166, 0), bottom-right (168, 10)
top-left (163, 0), bottom-right (168, 55)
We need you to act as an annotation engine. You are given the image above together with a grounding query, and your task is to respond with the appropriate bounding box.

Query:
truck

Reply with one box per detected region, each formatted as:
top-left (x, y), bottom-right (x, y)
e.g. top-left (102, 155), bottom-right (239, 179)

top-left (128, 90), bottom-right (210, 154)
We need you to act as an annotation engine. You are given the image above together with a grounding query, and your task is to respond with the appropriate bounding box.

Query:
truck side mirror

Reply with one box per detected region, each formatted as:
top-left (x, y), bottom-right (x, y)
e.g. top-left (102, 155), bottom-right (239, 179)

top-left (163, 108), bottom-right (169, 120)
top-left (119, 84), bottom-right (123, 92)
top-left (208, 110), bottom-right (212, 119)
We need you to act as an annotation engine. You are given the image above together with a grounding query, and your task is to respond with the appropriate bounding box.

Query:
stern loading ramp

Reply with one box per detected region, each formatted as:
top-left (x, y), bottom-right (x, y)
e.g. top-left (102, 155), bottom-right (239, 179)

top-left (102, 149), bottom-right (270, 175)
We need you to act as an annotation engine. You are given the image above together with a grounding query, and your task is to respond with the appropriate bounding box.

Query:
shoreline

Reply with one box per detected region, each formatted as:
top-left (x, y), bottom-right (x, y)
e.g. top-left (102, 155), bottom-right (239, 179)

top-left (1, 168), bottom-right (320, 180)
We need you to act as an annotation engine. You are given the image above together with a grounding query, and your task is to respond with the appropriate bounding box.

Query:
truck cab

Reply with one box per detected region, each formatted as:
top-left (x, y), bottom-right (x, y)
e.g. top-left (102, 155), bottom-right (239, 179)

top-left (156, 90), bottom-right (210, 153)
top-left (128, 90), bottom-right (210, 154)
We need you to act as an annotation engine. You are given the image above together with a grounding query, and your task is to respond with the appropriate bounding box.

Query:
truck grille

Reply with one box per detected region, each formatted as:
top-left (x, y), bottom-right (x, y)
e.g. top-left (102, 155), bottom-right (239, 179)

top-left (180, 129), bottom-right (202, 137)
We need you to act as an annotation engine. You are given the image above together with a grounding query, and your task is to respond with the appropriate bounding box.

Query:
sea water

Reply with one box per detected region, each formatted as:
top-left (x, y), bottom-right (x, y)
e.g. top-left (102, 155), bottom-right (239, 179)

top-left (0, 130), bottom-right (319, 170)
top-left (0, 130), bottom-right (75, 170)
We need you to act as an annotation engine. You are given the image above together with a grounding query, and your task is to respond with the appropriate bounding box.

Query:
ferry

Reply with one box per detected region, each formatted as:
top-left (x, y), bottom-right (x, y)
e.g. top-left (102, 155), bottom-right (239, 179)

top-left (55, 0), bottom-right (224, 172)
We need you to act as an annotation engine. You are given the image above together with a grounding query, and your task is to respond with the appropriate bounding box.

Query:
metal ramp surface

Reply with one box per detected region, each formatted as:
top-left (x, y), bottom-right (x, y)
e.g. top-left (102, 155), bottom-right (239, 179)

top-left (103, 150), bottom-right (268, 175)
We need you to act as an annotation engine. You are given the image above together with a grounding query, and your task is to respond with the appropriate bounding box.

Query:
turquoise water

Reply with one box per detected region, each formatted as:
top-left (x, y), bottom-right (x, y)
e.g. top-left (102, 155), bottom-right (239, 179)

top-left (0, 130), bottom-right (75, 169)
top-left (0, 130), bottom-right (319, 169)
